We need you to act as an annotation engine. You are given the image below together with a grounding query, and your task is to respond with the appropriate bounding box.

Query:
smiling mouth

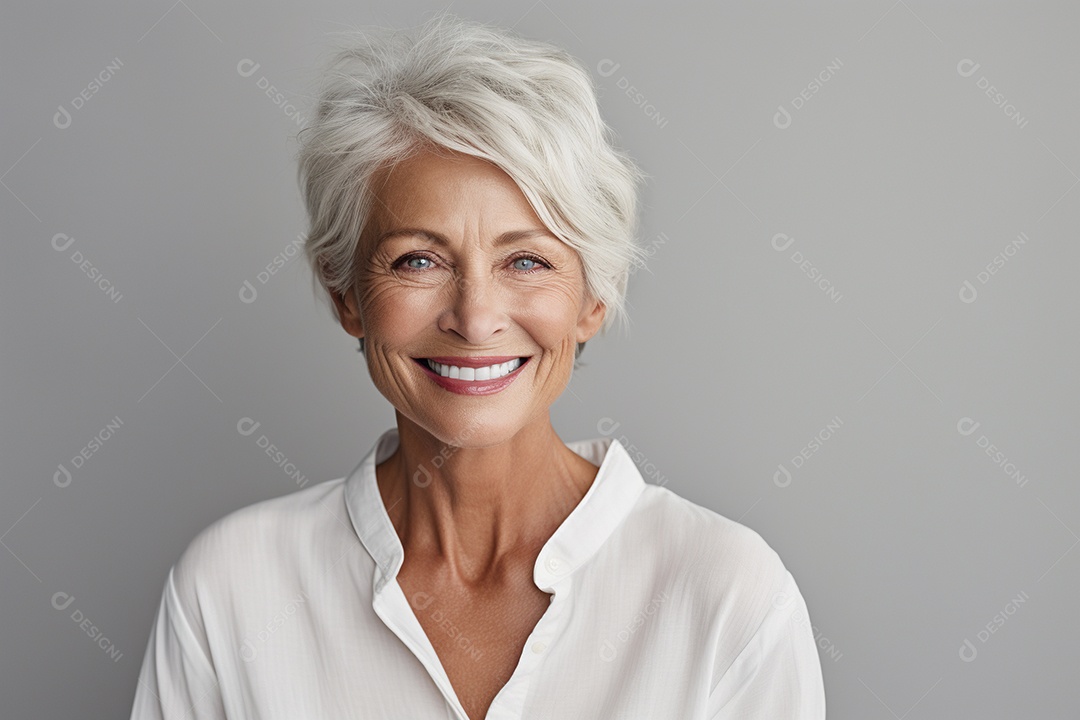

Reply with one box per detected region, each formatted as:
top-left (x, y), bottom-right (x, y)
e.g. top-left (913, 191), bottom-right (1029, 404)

top-left (412, 356), bottom-right (530, 381)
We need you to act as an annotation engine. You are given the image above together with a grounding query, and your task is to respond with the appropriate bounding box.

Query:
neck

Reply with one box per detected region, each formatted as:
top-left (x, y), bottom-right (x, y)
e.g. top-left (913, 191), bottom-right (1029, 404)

top-left (376, 410), bottom-right (599, 587)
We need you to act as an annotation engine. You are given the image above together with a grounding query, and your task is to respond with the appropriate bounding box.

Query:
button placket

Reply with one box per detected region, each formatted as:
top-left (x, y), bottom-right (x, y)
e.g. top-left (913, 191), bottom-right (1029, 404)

top-left (486, 579), bottom-right (568, 719)
top-left (525, 565), bottom-right (569, 662)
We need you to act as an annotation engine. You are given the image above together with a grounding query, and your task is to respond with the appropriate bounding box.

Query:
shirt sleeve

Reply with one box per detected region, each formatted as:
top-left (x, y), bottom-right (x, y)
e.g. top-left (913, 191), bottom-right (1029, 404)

top-left (707, 569), bottom-right (827, 719)
top-left (129, 566), bottom-right (228, 720)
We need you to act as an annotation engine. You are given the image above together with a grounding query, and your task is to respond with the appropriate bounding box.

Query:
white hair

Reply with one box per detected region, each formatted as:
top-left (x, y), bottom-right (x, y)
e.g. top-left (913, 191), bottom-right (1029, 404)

top-left (295, 11), bottom-right (649, 359)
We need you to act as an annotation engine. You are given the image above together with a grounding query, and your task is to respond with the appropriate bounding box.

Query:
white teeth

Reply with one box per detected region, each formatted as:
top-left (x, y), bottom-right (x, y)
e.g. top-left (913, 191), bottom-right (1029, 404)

top-left (426, 357), bottom-right (523, 380)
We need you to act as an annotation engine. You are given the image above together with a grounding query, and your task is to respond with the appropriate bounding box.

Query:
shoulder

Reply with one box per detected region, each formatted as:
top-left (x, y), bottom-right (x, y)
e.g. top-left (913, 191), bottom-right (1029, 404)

top-left (169, 477), bottom-right (348, 615)
top-left (630, 484), bottom-right (813, 672)
top-left (633, 484), bottom-right (790, 592)
top-left (625, 484), bottom-right (796, 641)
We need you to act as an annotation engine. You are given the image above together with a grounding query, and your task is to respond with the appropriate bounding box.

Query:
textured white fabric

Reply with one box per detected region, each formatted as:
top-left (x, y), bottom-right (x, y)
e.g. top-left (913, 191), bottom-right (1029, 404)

top-left (130, 427), bottom-right (826, 719)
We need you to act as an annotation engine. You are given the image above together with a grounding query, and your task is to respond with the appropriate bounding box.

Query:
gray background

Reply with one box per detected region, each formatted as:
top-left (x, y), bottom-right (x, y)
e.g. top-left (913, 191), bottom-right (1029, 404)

top-left (2, 0), bottom-right (1077, 717)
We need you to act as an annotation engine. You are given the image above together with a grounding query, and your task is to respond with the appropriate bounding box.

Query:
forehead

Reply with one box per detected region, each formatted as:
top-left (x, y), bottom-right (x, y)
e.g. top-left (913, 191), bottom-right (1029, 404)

top-left (368, 147), bottom-right (545, 233)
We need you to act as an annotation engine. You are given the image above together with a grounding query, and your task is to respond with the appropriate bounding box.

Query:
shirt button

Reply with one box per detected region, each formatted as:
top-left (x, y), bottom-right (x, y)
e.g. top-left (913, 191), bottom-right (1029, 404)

top-left (545, 556), bottom-right (562, 573)
top-left (532, 641), bottom-right (547, 654)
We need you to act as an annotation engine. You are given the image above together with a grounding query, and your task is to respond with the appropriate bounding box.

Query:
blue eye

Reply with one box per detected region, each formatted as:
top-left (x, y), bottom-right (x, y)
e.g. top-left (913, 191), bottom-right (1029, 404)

top-left (511, 254), bottom-right (550, 273)
top-left (405, 256), bottom-right (433, 270)
top-left (393, 252), bottom-right (550, 273)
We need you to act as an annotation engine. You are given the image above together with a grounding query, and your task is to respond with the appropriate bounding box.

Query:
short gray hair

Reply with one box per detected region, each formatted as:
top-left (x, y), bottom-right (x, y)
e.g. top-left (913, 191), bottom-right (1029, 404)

top-left (296, 12), bottom-right (649, 361)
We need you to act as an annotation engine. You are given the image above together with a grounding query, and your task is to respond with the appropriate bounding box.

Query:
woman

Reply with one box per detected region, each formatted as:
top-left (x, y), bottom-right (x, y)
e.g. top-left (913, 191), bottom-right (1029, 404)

top-left (130, 12), bottom-right (826, 720)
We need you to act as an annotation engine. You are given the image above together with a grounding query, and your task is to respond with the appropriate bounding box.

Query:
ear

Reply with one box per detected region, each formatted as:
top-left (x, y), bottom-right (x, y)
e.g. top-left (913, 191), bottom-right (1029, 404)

top-left (575, 294), bottom-right (606, 344)
top-left (330, 286), bottom-right (365, 341)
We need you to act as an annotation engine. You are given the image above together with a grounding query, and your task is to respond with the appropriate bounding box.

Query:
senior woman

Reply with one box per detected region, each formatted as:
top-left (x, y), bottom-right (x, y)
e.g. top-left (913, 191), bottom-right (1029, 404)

top-left (130, 13), bottom-right (825, 720)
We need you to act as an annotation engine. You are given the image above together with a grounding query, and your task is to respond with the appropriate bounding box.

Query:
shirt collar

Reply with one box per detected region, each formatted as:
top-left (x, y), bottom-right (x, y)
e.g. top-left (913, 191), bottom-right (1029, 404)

top-left (344, 427), bottom-right (646, 595)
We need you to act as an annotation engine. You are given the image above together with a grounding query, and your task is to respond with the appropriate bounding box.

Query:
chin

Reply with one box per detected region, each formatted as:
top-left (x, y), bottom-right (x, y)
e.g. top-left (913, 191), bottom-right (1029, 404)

top-left (417, 412), bottom-right (524, 449)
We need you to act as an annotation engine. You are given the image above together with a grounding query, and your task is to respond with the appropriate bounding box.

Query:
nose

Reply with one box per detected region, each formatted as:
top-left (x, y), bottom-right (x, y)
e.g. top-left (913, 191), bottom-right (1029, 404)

top-left (437, 271), bottom-right (510, 345)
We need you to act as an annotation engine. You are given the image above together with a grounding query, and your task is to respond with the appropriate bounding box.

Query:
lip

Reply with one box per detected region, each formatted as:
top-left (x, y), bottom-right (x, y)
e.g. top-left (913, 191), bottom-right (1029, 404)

top-left (413, 356), bottom-right (531, 396)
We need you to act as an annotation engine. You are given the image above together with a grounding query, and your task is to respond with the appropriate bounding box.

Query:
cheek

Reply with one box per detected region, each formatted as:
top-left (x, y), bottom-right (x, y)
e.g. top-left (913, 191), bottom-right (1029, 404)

top-left (509, 283), bottom-right (585, 347)
top-left (359, 281), bottom-right (440, 342)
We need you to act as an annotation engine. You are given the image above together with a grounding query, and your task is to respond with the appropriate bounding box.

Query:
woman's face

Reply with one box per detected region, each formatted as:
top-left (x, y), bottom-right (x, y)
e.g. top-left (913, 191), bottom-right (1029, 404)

top-left (332, 147), bottom-right (606, 447)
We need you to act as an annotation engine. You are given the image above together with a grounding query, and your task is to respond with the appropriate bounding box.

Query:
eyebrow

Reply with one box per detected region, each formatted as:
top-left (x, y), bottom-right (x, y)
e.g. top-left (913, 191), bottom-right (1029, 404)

top-left (375, 227), bottom-right (559, 248)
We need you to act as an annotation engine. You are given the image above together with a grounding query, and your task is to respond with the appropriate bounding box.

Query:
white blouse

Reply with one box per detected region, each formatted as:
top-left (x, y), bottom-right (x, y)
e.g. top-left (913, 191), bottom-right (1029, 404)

top-left (130, 427), bottom-right (826, 719)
